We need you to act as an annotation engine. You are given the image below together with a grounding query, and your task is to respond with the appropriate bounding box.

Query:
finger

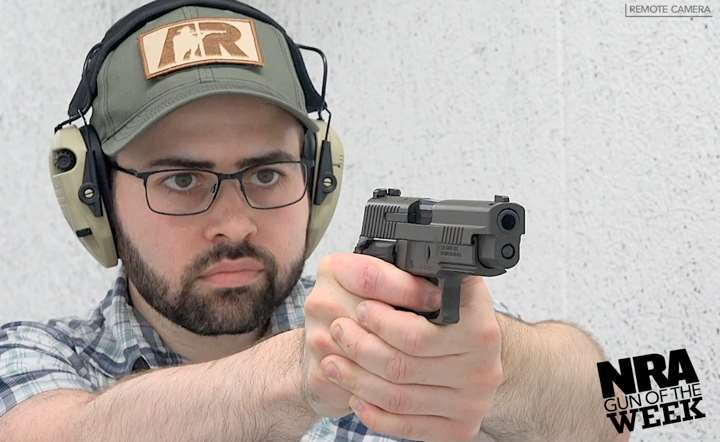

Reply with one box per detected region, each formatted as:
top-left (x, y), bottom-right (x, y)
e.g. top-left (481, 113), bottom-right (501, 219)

top-left (320, 354), bottom-right (463, 418)
top-left (303, 328), bottom-right (354, 416)
top-left (321, 253), bottom-right (442, 312)
top-left (457, 275), bottom-right (494, 314)
top-left (304, 356), bottom-right (354, 417)
top-left (303, 284), bottom-right (358, 326)
top-left (348, 396), bottom-right (482, 442)
top-left (329, 316), bottom-right (472, 387)
top-left (356, 300), bottom-right (501, 359)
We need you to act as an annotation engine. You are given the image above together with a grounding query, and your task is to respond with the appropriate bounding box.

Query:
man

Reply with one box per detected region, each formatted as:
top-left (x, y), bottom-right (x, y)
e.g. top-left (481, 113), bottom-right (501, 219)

top-left (0, 1), bottom-right (626, 441)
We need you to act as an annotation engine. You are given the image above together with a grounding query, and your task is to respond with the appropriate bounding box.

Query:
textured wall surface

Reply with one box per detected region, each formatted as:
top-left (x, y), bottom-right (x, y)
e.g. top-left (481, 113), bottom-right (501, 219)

top-left (0, 1), bottom-right (718, 439)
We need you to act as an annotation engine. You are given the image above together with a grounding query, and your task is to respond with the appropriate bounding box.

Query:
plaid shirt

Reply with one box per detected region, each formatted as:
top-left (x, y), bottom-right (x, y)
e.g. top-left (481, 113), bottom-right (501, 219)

top-left (0, 268), bottom-right (516, 441)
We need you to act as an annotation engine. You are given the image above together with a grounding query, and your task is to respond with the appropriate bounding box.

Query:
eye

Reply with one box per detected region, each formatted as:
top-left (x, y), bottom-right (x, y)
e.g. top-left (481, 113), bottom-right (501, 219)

top-left (161, 172), bottom-right (199, 191)
top-left (249, 168), bottom-right (281, 187)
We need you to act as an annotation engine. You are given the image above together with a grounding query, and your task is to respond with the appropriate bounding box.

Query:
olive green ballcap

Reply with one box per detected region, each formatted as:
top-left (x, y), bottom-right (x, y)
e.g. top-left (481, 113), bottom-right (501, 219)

top-left (90, 5), bottom-right (319, 156)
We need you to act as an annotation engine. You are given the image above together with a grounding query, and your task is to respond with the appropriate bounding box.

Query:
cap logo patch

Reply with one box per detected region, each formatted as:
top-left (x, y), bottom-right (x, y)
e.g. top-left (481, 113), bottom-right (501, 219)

top-left (139, 18), bottom-right (264, 79)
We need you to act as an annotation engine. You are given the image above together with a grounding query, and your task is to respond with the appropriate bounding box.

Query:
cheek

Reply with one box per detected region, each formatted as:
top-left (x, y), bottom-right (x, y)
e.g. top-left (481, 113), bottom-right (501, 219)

top-left (113, 176), bottom-right (310, 278)
top-left (113, 178), bottom-right (198, 279)
top-left (256, 196), bottom-right (310, 260)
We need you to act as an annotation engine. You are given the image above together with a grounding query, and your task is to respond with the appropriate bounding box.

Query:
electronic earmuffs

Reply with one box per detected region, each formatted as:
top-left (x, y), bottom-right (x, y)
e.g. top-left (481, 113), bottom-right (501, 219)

top-left (50, 0), bottom-right (344, 268)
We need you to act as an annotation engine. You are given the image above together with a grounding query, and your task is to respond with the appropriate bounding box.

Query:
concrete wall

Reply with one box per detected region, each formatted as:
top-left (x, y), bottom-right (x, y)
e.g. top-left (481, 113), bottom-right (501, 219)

top-left (0, 1), bottom-right (717, 439)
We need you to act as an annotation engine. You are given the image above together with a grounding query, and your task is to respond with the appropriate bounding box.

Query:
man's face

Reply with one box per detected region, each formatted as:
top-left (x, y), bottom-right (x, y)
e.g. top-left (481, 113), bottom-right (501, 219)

top-left (112, 94), bottom-right (310, 336)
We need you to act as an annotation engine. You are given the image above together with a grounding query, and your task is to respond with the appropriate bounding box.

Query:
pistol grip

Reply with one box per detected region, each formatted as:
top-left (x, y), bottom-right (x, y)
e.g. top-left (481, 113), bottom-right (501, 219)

top-left (354, 239), bottom-right (463, 324)
top-left (427, 272), bottom-right (463, 325)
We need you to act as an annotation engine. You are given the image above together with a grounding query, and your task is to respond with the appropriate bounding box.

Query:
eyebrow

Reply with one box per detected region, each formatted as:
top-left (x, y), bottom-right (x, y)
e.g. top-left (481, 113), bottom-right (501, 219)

top-left (145, 150), bottom-right (299, 170)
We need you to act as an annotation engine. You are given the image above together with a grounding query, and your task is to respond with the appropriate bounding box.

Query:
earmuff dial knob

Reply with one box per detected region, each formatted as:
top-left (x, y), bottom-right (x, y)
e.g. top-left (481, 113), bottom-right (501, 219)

top-left (54, 149), bottom-right (77, 172)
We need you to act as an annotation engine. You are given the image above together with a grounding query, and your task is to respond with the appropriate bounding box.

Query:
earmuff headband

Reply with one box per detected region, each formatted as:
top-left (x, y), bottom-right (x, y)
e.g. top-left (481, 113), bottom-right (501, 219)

top-left (67, 0), bottom-right (326, 120)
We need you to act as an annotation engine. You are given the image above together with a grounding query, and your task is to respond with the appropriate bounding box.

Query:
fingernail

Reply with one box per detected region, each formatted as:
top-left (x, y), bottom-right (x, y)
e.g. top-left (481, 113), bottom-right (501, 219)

top-left (356, 303), bottom-right (368, 325)
top-left (426, 287), bottom-right (441, 310)
top-left (323, 361), bottom-right (340, 382)
top-left (331, 323), bottom-right (343, 341)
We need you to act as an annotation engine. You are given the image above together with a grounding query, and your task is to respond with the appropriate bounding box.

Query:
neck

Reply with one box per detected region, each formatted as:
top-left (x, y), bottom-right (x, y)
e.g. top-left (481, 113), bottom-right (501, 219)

top-left (127, 280), bottom-right (262, 363)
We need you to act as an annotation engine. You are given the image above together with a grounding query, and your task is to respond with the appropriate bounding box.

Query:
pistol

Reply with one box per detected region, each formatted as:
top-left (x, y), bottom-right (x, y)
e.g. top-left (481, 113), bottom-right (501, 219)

top-left (353, 188), bottom-right (525, 325)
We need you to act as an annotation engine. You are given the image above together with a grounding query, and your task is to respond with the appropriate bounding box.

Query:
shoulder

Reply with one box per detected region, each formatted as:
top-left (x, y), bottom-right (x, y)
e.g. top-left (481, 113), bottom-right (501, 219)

top-left (0, 287), bottom-right (120, 368)
top-left (0, 304), bottom-right (114, 366)
top-left (0, 317), bottom-right (97, 417)
top-left (0, 318), bottom-right (92, 365)
top-left (0, 285), bottom-right (139, 417)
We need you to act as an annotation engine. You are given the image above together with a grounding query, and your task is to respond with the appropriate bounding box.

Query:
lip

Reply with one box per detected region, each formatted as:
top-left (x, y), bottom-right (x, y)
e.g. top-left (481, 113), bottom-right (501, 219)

top-left (200, 259), bottom-right (265, 278)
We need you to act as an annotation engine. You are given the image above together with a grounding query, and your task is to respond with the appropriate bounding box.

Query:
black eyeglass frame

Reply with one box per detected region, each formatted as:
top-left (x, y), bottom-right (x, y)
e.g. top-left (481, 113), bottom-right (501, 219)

top-left (108, 159), bottom-right (315, 216)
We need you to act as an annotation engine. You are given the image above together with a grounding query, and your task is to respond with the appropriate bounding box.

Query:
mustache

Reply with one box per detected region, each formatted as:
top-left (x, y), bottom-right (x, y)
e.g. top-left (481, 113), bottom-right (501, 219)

top-left (188, 241), bottom-right (272, 280)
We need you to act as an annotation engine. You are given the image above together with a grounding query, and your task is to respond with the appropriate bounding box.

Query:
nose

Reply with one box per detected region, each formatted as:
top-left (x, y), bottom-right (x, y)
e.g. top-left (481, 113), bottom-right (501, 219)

top-left (202, 178), bottom-right (258, 244)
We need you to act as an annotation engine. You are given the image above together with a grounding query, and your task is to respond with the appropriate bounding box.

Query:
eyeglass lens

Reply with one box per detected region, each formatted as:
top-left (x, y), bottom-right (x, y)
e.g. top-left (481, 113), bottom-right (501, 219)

top-left (145, 162), bottom-right (308, 214)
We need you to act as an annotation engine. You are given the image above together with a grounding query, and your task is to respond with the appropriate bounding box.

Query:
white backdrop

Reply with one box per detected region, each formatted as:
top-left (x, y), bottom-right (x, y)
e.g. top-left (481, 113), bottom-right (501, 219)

top-left (0, 1), bottom-right (718, 440)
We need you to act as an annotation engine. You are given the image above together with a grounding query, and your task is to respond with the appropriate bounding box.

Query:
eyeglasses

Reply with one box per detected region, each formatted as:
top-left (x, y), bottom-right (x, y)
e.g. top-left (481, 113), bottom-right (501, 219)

top-left (109, 160), bottom-right (314, 216)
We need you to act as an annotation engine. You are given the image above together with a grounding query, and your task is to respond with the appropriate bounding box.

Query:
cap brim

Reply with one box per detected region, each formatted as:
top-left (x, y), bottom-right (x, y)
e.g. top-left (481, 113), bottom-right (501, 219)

top-left (101, 79), bottom-right (319, 156)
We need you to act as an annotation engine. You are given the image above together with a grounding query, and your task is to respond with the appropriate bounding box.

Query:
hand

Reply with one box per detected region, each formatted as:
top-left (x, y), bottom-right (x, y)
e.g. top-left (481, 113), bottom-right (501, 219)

top-left (301, 253), bottom-right (442, 418)
top-left (314, 254), bottom-right (504, 442)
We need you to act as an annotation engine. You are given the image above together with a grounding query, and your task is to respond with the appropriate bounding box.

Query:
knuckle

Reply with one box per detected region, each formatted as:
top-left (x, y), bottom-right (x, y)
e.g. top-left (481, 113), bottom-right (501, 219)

top-left (401, 328), bottom-right (423, 355)
top-left (344, 335), bottom-right (362, 360)
top-left (398, 283), bottom-right (418, 308)
top-left (398, 420), bottom-right (421, 440)
top-left (359, 261), bottom-right (382, 294)
top-left (385, 352), bottom-right (411, 383)
top-left (340, 367), bottom-right (357, 391)
top-left (304, 290), bottom-right (347, 322)
top-left (383, 388), bottom-right (410, 413)
top-left (307, 331), bottom-right (336, 355)
top-left (477, 322), bottom-right (502, 346)
top-left (303, 295), bottom-right (324, 319)
top-left (306, 331), bottom-right (324, 351)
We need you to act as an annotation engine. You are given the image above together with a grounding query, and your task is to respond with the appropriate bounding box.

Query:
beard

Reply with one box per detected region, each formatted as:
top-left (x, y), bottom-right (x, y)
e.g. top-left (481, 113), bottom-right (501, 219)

top-left (114, 221), bottom-right (305, 336)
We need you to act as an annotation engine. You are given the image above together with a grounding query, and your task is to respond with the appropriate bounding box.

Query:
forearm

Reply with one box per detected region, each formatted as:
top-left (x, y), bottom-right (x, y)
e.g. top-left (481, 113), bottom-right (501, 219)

top-left (74, 329), bottom-right (318, 442)
top-left (480, 314), bottom-right (619, 442)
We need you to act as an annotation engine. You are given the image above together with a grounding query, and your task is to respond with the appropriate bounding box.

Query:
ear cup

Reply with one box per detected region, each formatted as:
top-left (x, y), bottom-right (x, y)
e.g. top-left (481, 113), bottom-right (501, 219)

top-left (304, 120), bottom-right (344, 259)
top-left (49, 126), bottom-right (118, 267)
top-left (50, 120), bottom-right (342, 265)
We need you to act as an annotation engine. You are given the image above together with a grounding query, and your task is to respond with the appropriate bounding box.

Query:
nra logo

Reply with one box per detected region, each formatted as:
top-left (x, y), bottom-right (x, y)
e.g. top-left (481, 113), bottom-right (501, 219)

top-left (138, 18), bottom-right (264, 79)
top-left (597, 348), bottom-right (706, 434)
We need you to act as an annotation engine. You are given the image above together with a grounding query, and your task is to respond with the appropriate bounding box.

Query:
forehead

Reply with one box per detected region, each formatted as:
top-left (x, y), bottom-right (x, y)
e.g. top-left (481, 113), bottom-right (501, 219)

top-left (116, 94), bottom-right (305, 165)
